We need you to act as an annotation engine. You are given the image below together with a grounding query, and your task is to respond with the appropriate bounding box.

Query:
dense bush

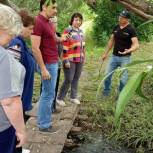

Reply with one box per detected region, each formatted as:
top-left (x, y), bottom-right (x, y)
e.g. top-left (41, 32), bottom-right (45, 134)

top-left (92, 0), bottom-right (122, 45)
top-left (92, 0), bottom-right (153, 46)
top-left (11, 0), bottom-right (86, 33)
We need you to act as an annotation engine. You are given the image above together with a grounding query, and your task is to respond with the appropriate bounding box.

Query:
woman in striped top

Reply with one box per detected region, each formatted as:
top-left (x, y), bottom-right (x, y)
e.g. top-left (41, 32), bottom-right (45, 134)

top-left (56, 12), bottom-right (85, 106)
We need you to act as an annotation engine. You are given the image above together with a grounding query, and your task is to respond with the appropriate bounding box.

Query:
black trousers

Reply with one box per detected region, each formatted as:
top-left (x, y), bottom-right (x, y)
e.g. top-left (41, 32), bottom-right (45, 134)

top-left (52, 67), bottom-right (61, 110)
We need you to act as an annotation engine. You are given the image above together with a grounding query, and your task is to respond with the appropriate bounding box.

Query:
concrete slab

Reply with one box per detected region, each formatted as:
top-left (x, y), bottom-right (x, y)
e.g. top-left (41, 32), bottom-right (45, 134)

top-left (23, 102), bottom-right (79, 153)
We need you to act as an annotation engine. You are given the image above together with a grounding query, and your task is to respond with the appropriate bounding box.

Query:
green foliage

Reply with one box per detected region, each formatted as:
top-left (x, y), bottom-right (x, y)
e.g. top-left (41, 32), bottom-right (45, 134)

top-left (81, 43), bottom-right (153, 152)
top-left (146, 0), bottom-right (153, 3)
top-left (131, 15), bottom-right (153, 42)
top-left (113, 59), bottom-right (153, 127)
top-left (56, 0), bottom-right (84, 32)
top-left (11, 0), bottom-right (39, 14)
top-left (57, 1), bottom-right (93, 33)
top-left (92, 0), bottom-right (153, 45)
top-left (96, 57), bottom-right (153, 127)
top-left (115, 71), bottom-right (148, 126)
top-left (11, 0), bottom-right (92, 33)
top-left (136, 72), bottom-right (148, 100)
top-left (92, 0), bottom-right (122, 46)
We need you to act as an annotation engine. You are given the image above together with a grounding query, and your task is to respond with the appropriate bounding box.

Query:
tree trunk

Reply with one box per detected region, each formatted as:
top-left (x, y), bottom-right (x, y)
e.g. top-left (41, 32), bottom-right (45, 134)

top-left (117, 0), bottom-right (153, 20)
top-left (86, 0), bottom-right (153, 20)
top-left (85, 0), bottom-right (96, 9)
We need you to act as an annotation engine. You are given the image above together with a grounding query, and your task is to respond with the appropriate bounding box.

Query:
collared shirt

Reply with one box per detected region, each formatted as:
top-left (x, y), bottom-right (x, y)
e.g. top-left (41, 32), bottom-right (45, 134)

top-left (32, 14), bottom-right (58, 64)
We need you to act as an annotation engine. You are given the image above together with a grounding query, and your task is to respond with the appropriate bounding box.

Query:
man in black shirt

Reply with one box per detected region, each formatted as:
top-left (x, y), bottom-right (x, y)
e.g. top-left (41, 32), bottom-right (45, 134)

top-left (102, 10), bottom-right (139, 96)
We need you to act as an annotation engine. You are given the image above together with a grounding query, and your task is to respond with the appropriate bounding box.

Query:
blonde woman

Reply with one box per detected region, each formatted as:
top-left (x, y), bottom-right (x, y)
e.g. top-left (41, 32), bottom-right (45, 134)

top-left (0, 4), bottom-right (26, 153)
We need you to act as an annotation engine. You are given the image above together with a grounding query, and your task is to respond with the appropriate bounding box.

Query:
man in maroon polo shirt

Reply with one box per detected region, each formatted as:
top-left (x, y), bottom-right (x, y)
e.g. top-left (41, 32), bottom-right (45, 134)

top-left (31, 0), bottom-right (59, 133)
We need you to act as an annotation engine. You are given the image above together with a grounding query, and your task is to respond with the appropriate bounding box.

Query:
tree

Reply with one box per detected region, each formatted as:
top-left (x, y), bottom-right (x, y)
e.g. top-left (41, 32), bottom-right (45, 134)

top-left (112, 0), bottom-right (153, 20)
top-left (2, 0), bottom-right (153, 20)
top-left (86, 0), bottom-right (153, 20)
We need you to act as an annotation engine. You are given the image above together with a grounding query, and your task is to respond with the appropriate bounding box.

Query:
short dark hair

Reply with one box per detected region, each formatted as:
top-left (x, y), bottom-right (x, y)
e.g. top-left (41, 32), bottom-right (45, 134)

top-left (40, 0), bottom-right (56, 11)
top-left (70, 12), bottom-right (83, 26)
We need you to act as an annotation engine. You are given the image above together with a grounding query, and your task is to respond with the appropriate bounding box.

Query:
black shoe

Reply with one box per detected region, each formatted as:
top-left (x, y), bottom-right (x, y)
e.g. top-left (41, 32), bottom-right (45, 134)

top-left (39, 126), bottom-right (60, 134)
top-left (102, 91), bottom-right (110, 97)
top-left (52, 108), bottom-right (62, 114)
top-left (15, 147), bottom-right (22, 153)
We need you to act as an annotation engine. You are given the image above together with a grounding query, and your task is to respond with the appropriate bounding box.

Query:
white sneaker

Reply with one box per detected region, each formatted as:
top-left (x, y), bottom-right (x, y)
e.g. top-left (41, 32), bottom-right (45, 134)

top-left (56, 99), bottom-right (66, 106)
top-left (70, 98), bottom-right (80, 105)
top-left (22, 149), bottom-right (30, 153)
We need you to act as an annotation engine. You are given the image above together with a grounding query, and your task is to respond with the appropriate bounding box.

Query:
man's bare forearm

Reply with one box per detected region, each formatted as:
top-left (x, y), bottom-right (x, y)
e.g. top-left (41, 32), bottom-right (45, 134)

top-left (128, 42), bottom-right (139, 52)
top-left (32, 47), bottom-right (46, 71)
top-left (124, 37), bottom-right (139, 54)
top-left (31, 35), bottom-right (46, 71)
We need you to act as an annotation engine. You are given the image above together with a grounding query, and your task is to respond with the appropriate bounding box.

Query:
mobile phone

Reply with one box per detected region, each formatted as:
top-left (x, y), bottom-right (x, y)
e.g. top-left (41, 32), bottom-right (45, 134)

top-left (68, 29), bottom-right (73, 36)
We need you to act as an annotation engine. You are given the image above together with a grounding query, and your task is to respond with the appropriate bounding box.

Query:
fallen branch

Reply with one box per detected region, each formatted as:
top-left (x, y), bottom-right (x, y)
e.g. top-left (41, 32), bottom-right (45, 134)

top-left (118, 0), bottom-right (153, 20)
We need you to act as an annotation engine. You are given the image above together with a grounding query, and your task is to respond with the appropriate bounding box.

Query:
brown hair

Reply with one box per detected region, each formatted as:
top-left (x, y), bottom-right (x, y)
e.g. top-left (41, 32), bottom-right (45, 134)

top-left (18, 9), bottom-right (35, 27)
top-left (70, 12), bottom-right (83, 26)
top-left (40, 0), bottom-right (56, 11)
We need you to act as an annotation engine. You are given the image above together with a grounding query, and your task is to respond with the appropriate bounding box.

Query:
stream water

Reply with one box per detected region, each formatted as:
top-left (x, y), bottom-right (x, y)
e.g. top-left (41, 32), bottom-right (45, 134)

top-left (64, 132), bottom-right (134, 153)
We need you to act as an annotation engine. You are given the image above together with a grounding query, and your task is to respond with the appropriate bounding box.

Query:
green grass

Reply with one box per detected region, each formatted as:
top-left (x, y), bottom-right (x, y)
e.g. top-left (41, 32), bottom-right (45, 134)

top-left (78, 41), bottom-right (153, 153)
top-left (32, 73), bottom-right (41, 103)
top-left (32, 32), bottom-right (153, 152)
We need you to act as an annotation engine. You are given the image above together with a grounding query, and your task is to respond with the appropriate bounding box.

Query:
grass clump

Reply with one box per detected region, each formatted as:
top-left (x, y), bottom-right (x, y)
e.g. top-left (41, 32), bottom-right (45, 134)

top-left (79, 42), bottom-right (153, 152)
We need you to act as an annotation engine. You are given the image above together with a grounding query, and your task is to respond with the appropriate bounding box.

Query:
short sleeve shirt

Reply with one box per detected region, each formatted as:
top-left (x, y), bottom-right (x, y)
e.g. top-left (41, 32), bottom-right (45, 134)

top-left (112, 24), bottom-right (137, 56)
top-left (0, 46), bottom-right (25, 132)
top-left (32, 14), bottom-right (58, 64)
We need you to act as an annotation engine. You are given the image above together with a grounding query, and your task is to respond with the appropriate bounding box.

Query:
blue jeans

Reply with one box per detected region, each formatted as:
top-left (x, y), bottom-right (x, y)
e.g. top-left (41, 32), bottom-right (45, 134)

top-left (37, 63), bottom-right (58, 129)
top-left (103, 55), bottom-right (131, 95)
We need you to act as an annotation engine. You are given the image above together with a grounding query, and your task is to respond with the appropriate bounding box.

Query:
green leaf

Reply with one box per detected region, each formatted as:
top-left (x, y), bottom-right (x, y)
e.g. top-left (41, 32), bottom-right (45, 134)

top-left (96, 69), bottom-right (115, 98)
top-left (136, 72), bottom-right (149, 100)
top-left (96, 67), bottom-right (125, 98)
top-left (125, 59), bottom-right (153, 67)
top-left (115, 71), bottom-right (145, 126)
top-left (137, 19), bottom-right (153, 29)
